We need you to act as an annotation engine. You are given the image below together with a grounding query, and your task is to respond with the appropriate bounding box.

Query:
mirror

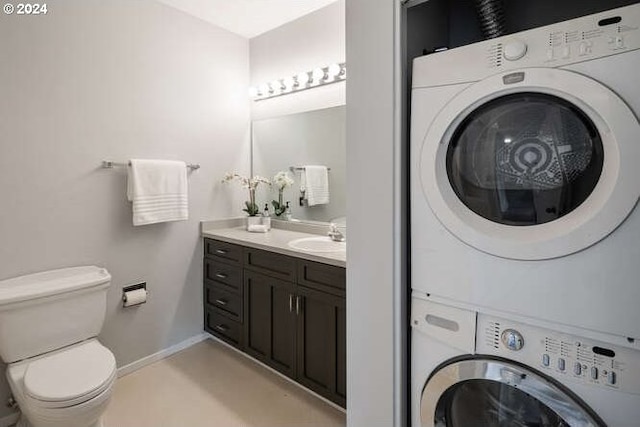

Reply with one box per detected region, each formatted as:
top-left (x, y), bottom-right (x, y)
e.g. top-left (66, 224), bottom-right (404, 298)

top-left (252, 106), bottom-right (346, 224)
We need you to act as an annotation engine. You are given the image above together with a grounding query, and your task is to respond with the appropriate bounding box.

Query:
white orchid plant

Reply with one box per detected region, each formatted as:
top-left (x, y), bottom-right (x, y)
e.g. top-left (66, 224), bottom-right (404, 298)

top-left (222, 172), bottom-right (271, 216)
top-left (271, 171), bottom-right (295, 216)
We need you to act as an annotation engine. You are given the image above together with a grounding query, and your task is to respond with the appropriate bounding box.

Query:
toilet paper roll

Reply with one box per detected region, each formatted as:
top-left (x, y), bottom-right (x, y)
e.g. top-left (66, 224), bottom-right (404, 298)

top-left (123, 288), bottom-right (147, 307)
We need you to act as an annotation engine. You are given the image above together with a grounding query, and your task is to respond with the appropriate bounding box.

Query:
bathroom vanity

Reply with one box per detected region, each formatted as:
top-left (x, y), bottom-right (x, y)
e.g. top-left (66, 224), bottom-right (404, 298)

top-left (201, 222), bottom-right (346, 408)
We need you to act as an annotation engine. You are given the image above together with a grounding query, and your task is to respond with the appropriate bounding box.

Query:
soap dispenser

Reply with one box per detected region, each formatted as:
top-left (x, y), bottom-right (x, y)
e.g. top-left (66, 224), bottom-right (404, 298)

top-left (262, 203), bottom-right (271, 230)
top-left (283, 202), bottom-right (292, 221)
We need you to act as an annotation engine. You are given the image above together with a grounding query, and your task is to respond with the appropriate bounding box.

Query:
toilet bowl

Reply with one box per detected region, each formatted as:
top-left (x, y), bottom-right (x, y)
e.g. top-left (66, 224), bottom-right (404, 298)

top-left (7, 339), bottom-right (117, 427)
top-left (0, 267), bottom-right (115, 427)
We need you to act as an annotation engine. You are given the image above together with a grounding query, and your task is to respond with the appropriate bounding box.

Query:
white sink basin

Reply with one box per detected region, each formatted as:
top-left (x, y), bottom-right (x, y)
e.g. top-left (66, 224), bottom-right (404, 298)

top-left (288, 236), bottom-right (346, 253)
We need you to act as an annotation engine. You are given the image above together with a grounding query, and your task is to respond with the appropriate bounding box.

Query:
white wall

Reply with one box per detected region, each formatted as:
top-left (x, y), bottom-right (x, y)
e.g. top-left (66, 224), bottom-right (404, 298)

top-left (346, 0), bottom-right (403, 426)
top-left (0, 0), bottom-right (250, 419)
top-left (250, 0), bottom-right (345, 120)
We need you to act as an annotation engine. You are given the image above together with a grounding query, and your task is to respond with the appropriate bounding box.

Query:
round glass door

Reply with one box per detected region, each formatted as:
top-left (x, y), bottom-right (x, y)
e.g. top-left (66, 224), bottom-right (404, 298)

top-left (421, 358), bottom-right (605, 427)
top-left (419, 68), bottom-right (640, 260)
top-left (447, 93), bottom-right (604, 226)
top-left (435, 380), bottom-right (570, 426)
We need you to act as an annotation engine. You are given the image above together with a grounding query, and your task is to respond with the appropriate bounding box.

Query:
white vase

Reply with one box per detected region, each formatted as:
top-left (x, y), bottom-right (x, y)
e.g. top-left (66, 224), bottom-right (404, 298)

top-left (246, 216), bottom-right (261, 230)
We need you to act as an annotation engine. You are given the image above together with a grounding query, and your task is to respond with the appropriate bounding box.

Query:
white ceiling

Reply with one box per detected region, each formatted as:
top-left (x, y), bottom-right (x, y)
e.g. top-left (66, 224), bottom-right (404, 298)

top-left (156, 0), bottom-right (340, 39)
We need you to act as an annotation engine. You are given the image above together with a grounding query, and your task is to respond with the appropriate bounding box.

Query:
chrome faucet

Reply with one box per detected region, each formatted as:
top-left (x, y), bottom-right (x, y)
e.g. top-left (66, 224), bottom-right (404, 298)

top-left (328, 223), bottom-right (345, 242)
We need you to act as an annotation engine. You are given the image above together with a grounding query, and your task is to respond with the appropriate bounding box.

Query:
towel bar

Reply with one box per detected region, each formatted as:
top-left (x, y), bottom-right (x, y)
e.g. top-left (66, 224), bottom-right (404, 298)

top-left (102, 160), bottom-right (200, 171)
top-left (290, 166), bottom-right (331, 172)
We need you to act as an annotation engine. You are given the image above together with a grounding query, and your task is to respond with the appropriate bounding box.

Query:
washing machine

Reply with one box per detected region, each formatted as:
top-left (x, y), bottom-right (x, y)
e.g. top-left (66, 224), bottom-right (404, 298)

top-left (410, 4), bottom-right (640, 340)
top-left (411, 297), bottom-right (640, 426)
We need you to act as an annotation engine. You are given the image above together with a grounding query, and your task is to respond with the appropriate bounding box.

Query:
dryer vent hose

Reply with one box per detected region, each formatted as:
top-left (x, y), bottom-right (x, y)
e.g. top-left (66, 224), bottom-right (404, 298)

top-left (474, 0), bottom-right (506, 39)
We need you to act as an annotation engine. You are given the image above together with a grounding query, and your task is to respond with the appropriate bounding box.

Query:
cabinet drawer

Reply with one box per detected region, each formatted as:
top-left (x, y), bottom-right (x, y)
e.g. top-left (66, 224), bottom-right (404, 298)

top-left (244, 248), bottom-right (296, 282)
top-left (205, 284), bottom-right (242, 322)
top-left (204, 259), bottom-right (242, 294)
top-left (298, 260), bottom-right (346, 296)
top-left (205, 308), bottom-right (243, 348)
top-left (204, 239), bottom-right (242, 266)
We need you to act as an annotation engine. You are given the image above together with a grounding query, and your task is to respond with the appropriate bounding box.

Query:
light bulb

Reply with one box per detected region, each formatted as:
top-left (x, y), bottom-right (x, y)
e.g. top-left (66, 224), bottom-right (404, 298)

top-left (297, 71), bottom-right (310, 86)
top-left (271, 80), bottom-right (283, 94)
top-left (327, 63), bottom-right (341, 79)
top-left (283, 76), bottom-right (295, 91)
top-left (312, 67), bottom-right (326, 83)
top-left (248, 86), bottom-right (258, 98)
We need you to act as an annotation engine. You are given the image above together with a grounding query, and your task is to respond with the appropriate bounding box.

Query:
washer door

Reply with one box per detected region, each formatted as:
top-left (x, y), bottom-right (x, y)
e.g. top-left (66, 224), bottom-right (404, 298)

top-left (420, 68), bottom-right (640, 260)
top-left (421, 358), bottom-right (605, 427)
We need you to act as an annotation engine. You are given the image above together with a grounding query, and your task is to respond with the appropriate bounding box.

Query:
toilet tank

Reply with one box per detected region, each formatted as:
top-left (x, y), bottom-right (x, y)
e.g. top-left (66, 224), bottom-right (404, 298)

top-left (0, 266), bottom-right (111, 363)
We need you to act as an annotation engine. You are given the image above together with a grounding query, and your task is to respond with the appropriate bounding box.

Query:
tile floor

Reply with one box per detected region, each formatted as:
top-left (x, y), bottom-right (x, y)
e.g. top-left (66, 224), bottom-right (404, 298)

top-left (103, 339), bottom-right (346, 427)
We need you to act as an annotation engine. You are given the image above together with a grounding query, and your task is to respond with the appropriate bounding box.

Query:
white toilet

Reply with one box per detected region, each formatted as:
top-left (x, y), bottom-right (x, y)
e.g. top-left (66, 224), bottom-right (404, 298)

top-left (0, 266), bottom-right (116, 427)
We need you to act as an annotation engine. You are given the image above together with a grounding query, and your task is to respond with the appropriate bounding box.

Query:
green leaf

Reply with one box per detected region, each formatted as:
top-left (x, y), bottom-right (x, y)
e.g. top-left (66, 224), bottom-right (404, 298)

top-left (244, 201), bottom-right (259, 216)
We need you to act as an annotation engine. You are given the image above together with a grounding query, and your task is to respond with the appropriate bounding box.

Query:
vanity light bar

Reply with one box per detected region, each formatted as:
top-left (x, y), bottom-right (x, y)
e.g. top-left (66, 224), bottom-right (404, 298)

top-left (249, 62), bottom-right (346, 101)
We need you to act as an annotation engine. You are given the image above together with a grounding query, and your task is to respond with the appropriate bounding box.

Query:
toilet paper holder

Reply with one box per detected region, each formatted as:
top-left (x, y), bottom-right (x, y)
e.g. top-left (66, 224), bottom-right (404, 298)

top-left (122, 282), bottom-right (148, 308)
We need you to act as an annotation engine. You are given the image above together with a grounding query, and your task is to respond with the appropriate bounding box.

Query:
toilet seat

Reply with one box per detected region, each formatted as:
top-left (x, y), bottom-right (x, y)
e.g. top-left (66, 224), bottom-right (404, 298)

top-left (23, 340), bottom-right (116, 409)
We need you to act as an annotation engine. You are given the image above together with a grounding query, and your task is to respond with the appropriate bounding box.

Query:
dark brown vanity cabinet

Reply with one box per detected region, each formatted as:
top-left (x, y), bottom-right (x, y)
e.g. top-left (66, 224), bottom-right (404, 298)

top-left (244, 270), bottom-right (297, 378)
top-left (204, 240), bottom-right (244, 348)
top-left (203, 238), bottom-right (346, 408)
top-left (296, 285), bottom-right (347, 407)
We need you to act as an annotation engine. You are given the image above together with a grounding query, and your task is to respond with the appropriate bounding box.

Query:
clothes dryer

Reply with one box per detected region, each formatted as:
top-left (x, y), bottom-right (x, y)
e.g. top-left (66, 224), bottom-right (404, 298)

top-left (410, 4), bottom-right (640, 339)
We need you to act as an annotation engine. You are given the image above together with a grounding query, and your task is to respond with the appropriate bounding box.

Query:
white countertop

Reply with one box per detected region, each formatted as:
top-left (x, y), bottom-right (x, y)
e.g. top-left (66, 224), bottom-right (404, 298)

top-left (201, 221), bottom-right (346, 268)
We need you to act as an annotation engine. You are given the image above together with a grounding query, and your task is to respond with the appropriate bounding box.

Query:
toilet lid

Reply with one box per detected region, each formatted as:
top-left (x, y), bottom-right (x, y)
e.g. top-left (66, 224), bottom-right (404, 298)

top-left (24, 340), bottom-right (116, 405)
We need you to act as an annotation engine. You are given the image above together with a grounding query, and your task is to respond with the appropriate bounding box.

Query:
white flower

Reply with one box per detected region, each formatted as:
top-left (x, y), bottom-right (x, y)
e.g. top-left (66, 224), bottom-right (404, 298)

top-left (250, 175), bottom-right (272, 189)
top-left (222, 172), bottom-right (271, 190)
top-left (273, 171), bottom-right (294, 190)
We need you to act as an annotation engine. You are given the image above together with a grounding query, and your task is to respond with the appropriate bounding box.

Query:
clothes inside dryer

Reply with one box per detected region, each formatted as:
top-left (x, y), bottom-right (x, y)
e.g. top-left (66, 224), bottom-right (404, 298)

top-left (446, 93), bottom-right (603, 226)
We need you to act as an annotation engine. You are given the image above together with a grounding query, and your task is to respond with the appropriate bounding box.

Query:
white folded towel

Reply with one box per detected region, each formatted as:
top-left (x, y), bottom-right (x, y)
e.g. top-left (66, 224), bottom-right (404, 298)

top-left (127, 159), bottom-right (188, 226)
top-left (247, 224), bottom-right (269, 233)
top-left (304, 165), bottom-right (329, 206)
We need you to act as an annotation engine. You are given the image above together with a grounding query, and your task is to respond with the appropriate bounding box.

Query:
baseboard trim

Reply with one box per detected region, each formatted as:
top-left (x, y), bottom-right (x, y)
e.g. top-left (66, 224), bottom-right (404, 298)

top-left (0, 412), bottom-right (19, 427)
top-left (117, 333), bottom-right (208, 378)
top-left (206, 334), bottom-right (346, 414)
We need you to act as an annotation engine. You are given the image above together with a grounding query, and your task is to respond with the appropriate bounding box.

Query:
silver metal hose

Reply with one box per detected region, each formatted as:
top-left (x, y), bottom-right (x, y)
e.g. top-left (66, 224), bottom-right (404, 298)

top-left (474, 0), bottom-right (507, 39)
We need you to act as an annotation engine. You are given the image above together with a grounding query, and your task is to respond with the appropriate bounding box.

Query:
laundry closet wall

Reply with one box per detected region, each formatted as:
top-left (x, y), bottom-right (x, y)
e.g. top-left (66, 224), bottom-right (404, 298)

top-left (0, 0), bottom-right (250, 421)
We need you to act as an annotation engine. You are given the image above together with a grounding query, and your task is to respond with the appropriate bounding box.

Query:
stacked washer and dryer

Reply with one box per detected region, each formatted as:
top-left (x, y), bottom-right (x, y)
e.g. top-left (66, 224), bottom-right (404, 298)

top-left (410, 4), bottom-right (640, 426)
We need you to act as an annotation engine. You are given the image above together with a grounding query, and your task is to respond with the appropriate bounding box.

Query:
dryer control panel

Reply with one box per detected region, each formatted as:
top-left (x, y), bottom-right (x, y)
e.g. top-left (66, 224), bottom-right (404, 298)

top-left (477, 314), bottom-right (640, 395)
top-left (413, 3), bottom-right (640, 88)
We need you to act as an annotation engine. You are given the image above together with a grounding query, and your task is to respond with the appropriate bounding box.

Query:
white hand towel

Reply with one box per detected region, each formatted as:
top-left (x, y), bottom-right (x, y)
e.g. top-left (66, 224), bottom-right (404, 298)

top-left (304, 165), bottom-right (329, 206)
top-left (127, 159), bottom-right (188, 226)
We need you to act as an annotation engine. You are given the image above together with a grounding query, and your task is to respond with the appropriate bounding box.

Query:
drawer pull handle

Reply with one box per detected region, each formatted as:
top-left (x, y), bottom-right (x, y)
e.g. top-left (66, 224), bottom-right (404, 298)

top-left (215, 249), bottom-right (227, 254)
top-left (215, 299), bottom-right (228, 306)
top-left (215, 273), bottom-right (228, 279)
top-left (289, 294), bottom-right (293, 312)
top-left (215, 324), bottom-right (228, 332)
top-left (296, 295), bottom-right (300, 315)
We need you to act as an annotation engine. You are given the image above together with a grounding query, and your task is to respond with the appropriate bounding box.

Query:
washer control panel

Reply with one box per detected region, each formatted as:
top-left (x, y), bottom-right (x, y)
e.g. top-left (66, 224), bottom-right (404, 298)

top-left (477, 314), bottom-right (640, 395)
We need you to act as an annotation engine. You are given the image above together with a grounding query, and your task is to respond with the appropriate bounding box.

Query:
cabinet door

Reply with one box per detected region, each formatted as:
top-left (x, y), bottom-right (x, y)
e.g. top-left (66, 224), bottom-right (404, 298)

top-left (244, 271), bottom-right (297, 379)
top-left (296, 286), bottom-right (346, 407)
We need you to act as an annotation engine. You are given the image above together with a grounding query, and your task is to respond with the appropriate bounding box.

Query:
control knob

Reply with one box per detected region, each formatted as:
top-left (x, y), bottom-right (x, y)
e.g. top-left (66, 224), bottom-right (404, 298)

top-left (504, 40), bottom-right (528, 61)
top-left (501, 329), bottom-right (524, 351)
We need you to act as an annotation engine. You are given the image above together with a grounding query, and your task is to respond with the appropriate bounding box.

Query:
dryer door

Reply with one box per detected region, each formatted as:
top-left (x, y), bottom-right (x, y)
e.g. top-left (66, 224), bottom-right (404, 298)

top-left (419, 68), bottom-right (640, 260)
top-left (421, 357), bottom-right (605, 427)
